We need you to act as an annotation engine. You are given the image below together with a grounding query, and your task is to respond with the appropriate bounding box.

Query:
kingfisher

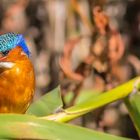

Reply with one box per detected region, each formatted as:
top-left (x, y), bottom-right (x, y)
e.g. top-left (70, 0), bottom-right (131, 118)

top-left (0, 33), bottom-right (35, 113)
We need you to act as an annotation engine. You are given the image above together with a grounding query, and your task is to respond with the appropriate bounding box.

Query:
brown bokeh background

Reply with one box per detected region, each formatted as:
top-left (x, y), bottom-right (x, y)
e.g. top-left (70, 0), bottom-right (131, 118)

top-left (0, 0), bottom-right (140, 139)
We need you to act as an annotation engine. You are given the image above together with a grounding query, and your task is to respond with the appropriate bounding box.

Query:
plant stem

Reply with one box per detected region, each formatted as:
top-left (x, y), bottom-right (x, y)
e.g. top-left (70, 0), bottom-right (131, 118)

top-left (124, 95), bottom-right (140, 137)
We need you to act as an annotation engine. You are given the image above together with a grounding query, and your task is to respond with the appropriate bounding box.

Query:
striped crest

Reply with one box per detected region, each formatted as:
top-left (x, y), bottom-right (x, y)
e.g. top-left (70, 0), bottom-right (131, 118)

top-left (0, 33), bottom-right (30, 56)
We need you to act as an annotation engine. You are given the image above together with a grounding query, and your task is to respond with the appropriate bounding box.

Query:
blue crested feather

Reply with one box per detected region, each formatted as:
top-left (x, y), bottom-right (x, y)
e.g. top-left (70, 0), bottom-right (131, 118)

top-left (0, 33), bottom-right (30, 56)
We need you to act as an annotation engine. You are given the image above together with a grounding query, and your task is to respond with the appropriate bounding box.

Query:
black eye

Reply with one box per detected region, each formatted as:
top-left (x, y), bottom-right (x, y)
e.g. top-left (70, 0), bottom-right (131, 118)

top-left (2, 50), bottom-right (9, 56)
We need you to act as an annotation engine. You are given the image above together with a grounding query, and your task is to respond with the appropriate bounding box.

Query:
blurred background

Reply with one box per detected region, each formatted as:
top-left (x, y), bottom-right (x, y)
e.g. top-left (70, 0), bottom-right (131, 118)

top-left (0, 0), bottom-right (140, 139)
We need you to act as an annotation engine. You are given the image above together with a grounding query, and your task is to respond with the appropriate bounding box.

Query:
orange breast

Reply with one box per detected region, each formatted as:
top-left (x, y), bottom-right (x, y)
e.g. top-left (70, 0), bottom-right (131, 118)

top-left (0, 47), bottom-right (35, 113)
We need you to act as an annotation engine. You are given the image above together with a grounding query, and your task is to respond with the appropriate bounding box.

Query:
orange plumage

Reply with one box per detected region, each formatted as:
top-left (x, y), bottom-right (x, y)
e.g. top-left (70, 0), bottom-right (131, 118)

top-left (0, 46), bottom-right (35, 113)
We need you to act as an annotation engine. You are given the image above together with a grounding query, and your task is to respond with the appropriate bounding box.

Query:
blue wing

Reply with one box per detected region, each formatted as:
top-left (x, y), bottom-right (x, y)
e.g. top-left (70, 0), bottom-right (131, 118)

top-left (0, 33), bottom-right (30, 56)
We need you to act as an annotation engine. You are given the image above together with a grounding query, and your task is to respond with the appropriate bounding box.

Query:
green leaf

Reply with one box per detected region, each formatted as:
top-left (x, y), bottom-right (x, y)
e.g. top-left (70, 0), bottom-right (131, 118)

top-left (75, 90), bottom-right (100, 104)
top-left (26, 86), bottom-right (63, 116)
top-left (124, 93), bottom-right (140, 137)
top-left (0, 114), bottom-right (131, 140)
top-left (66, 78), bottom-right (138, 114)
top-left (45, 77), bottom-right (140, 122)
top-left (64, 90), bottom-right (100, 105)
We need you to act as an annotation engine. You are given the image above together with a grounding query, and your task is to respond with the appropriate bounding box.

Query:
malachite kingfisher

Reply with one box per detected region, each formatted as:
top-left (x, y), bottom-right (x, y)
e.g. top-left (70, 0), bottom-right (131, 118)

top-left (0, 33), bottom-right (35, 113)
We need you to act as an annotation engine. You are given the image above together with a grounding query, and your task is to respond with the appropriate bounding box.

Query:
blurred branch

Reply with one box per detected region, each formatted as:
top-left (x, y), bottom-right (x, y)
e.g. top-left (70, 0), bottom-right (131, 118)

top-left (71, 0), bottom-right (93, 33)
top-left (59, 37), bottom-right (84, 82)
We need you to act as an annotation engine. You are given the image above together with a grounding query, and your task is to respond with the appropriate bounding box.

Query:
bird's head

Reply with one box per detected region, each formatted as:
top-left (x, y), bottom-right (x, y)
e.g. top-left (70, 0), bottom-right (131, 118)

top-left (0, 33), bottom-right (30, 69)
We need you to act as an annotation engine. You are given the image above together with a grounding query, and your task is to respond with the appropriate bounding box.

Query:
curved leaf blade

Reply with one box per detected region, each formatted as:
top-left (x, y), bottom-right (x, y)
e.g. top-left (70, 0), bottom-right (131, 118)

top-left (0, 114), bottom-right (131, 140)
